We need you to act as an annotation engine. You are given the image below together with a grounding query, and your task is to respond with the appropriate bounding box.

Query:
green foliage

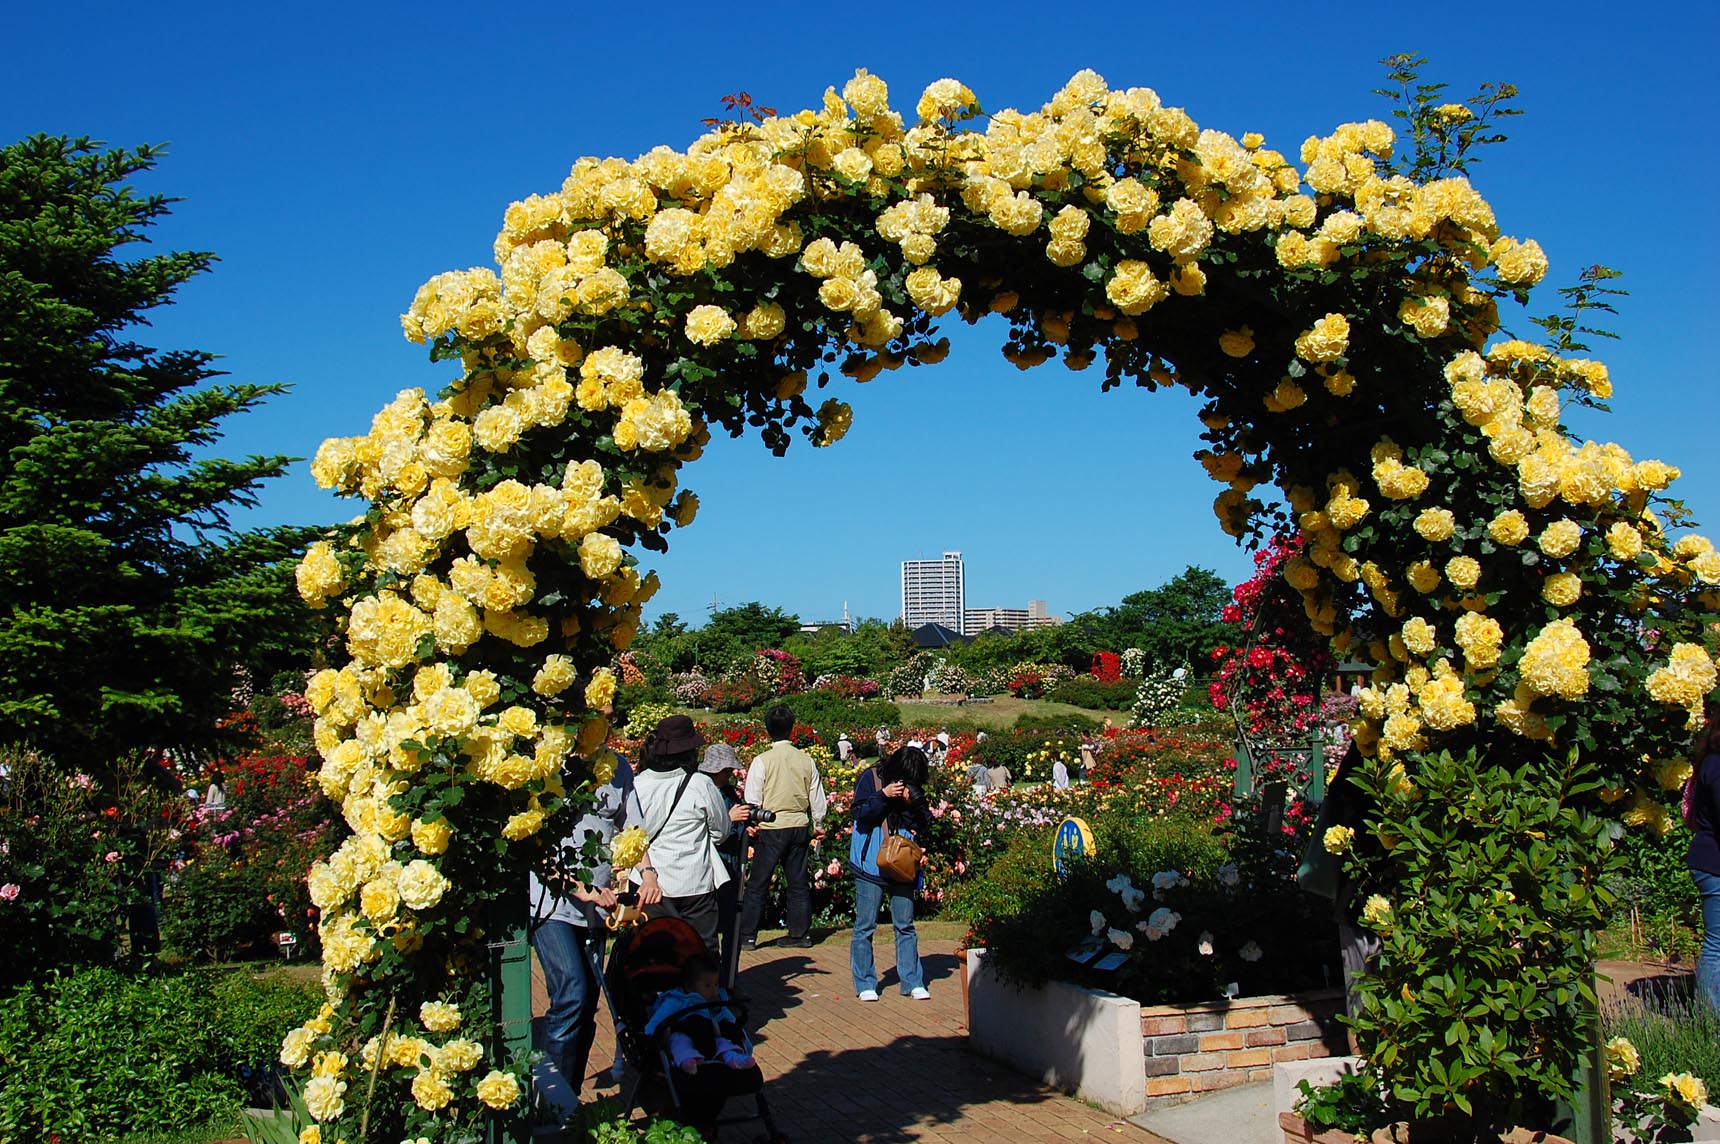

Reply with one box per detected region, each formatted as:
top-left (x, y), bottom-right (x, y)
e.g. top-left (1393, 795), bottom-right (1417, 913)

top-left (1609, 819), bottom-right (1700, 951)
top-left (206, 969), bottom-right (321, 1077)
top-left (691, 601), bottom-right (799, 673)
top-left (566, 1100), bottom-right (704, 1143)
top-left (0, 966), bottom-right (315, 1140)
top-left (0, 748), bottom-right (184, 987)
top-left (0, 135), bottom-right (321, 759)
top-left (964, 812), bottom-right (1332, 1004)
top-left (753, 689), bottom-right (900, 735)
top-left (1295, 1072), bottom-right (1394, 1134)
top-left (1344, 748), bottom-right (1620, 1127)
top-left (1044, 676), bottom-right (1137, 710)
top-left (1012, 710), bottom-right (1103, 733)
top-left (159, 848), bottom-right (280, 963)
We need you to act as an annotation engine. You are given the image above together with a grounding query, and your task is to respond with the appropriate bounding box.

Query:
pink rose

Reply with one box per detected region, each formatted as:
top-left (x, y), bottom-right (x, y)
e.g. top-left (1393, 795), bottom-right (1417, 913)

top-left (0, 883), bottom-right (20, 902)
top-left (104, 851), bottom-right (120, 864)
top-left (826, 860), bottom-right (841, 877)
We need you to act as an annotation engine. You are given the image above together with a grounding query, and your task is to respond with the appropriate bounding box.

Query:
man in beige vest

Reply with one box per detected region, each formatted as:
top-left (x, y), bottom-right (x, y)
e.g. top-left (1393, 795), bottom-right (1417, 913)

top-left (738, 704), bottom-right (828, 949)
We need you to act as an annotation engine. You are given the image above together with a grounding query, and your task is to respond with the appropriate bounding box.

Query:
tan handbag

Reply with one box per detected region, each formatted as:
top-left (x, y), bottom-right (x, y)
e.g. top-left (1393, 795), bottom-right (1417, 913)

top-left (870, 770), bottom-right (924, 882)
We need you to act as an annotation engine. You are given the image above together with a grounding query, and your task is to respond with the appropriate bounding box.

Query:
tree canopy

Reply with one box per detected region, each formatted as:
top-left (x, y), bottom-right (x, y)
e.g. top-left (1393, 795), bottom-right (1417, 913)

top-left (0, 135), bottom-right (319, 760)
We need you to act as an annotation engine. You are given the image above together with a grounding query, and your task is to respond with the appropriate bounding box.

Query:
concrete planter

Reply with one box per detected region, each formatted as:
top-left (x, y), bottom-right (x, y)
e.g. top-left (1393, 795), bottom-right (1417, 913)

top-left (965, 948), bottom-right (1146, 1115)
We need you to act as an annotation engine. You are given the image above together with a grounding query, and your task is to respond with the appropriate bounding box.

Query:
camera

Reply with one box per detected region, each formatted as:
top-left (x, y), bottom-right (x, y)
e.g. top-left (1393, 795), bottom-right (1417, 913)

top-left (746, 803), bottom-right (777, 824)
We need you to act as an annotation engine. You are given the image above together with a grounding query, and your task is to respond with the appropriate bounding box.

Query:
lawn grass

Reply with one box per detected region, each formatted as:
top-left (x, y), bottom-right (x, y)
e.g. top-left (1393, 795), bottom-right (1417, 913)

top-left (674, 694), bottom-right (1132, 732)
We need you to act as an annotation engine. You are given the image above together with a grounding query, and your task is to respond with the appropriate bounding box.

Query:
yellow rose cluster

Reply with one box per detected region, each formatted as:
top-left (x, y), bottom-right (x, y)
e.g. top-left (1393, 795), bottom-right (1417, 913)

top-left (290, 66), bottom-right (1716, 1132)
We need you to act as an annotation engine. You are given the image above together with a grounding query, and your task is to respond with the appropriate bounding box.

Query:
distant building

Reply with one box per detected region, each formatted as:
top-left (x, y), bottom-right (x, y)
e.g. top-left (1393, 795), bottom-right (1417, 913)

top-left (964, 599), bottom-right (1061, 634)
top-left (911, 622), bottom-right (970, 649)
top-left (798, 602), bottom-right (854, 635)
top-left (902, 552), bottom-right (966, 634)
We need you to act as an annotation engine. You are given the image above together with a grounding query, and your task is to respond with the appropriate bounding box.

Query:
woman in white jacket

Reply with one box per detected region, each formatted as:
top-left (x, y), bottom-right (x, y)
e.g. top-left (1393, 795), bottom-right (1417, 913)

top-left (632, 715), bottom-right (731, 951)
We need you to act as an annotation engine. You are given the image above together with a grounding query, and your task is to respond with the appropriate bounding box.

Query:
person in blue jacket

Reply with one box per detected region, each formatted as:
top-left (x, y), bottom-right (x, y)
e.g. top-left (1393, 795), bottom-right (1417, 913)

top-left (849, 745), bottom-right (932, 1002)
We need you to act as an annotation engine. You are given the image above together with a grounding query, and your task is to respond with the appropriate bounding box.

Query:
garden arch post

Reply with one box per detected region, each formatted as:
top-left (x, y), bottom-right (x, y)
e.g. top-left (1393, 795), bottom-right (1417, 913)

top-left (282, 67), bottom-right (1718, 1138)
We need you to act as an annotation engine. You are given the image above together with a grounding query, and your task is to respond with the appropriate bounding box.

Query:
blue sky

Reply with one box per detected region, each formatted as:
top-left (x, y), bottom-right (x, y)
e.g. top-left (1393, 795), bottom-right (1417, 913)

top-left (7, 2), bottom-right (1716, 626)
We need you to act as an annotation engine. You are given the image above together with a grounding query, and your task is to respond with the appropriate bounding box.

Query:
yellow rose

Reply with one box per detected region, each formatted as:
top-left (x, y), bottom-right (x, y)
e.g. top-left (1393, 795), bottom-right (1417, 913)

top-left (397, 859), bottom-right (450, 912)
top-left (1445, 556), bottom-right (1481, 591)
top-left (1360, 894), bottom-right (1393, 932)
top-left (1541, 572), bottom-right (1582, 607)
top-left (1294, 313), bottom-right (1350, 363)
top-left (281, 1026), bottom-right (316, 1069)
top-left (1105, 260), bottom-right (1168, 316)
top-left (578, 533), bottom-right (624, 580)
top-left (302, 1076), bottom-right (347, 1123)
top-left (1322, 825), bottom-right (1355, 854)
top-left (683, 304), bottom-right (736, 346)
top-left (1660, 1072), bottom-right (1709, 1110)
top-left (411, 1069), bottom-right (454, 1111)
top-left (611, 825), bottom-right (649, 869)
top-left (1219, 327), bottom-right (1255, 358)
top-left (296, 541), bottom-right (345, 608)
top-left (1413, 508), bottom-right (1456, 542)
top-left (1488, 510), bottom-right (1529, 547)
top-left (1603, 1037), bottom-right (1640, 1081)
top-left (410, 818), bottom-right (452, 856)
top-left (476, 1069), bottom-right (522, 1110)
top-left (532, 655), bottom-right (577, 697)
top-left (1538, 520), bottom-right (1583, 559)
top-left (585, 666), bottom-right (618, 712)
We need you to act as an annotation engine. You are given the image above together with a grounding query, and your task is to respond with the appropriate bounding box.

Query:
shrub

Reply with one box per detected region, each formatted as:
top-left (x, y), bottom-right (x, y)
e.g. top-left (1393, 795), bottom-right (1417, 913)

top-left (1013, 710), bottom-right (1103, 733)
top-left (1091, 651), bottom-right (1122, 683)
top-left (1046, 677), bottom-right (1137, 710)
top-left (159, 848), bottom-right (279, 962)
top-left (703, 678), bottom-right (764, 713)
top-left (811, 674), bottom-right (881, 699)
top-left (0, 965), bottom-right (315, 1139)
top-left (1131, 672), bottom-right (1188, 727)
top-left (752, 691), bottom-right (901, 737)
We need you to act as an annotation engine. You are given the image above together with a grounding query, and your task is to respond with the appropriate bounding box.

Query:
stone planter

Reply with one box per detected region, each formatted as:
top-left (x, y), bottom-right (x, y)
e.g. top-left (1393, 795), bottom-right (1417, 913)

top-left (966, 949), bottom-right (1146, 1115)
top-left (1280, 1111), bottom-right (1365, 1144)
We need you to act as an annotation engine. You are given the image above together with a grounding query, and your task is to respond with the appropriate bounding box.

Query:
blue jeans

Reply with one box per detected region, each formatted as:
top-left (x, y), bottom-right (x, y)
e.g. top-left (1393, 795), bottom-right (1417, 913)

top-left (1695, 869), bottom-right (1720, 1010)
top-left (850, 877), bottom-right (923, 995)
top-left (533, 919), bottom-right (609, 1094)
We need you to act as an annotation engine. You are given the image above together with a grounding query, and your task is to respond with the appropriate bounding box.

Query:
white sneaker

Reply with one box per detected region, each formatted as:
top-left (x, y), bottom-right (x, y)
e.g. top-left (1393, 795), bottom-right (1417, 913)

top-left (909, 986), bottom-right (932, 1001)
top-left (857, 989), bottom-right (880, 1002)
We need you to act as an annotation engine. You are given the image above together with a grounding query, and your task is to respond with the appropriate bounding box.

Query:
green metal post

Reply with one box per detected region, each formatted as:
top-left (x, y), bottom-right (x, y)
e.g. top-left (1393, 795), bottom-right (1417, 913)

top-left (1307, 728), bottom-right (1326, 802)
top-left (1233, 736), bottom-right (1254, 801)
top-left (489, 895), bottom-right (533, 1144)
top-left (1559, 995), bottom-right (1609, 1144)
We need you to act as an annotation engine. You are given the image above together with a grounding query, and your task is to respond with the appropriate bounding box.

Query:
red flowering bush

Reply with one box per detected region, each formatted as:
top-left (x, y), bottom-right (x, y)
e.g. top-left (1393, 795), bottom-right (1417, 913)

top-left (1091, 651), bottom-right (1123, 684)
top-left (1208, 535), bottom-right (1334, 743)
top-left (812, 674), bottom-right (881, 699)
top-left (745, 648), bottom-right (806, 697)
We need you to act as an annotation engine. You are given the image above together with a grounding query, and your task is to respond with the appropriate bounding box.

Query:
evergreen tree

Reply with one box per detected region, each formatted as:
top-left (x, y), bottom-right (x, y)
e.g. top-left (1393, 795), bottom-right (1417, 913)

top-left (0, 135), bottom-right (319, 760)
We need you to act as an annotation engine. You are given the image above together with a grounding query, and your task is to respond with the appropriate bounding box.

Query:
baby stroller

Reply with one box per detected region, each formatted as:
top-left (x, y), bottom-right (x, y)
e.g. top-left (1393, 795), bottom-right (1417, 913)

top-left (598, 915), bottom-right (783, 1142)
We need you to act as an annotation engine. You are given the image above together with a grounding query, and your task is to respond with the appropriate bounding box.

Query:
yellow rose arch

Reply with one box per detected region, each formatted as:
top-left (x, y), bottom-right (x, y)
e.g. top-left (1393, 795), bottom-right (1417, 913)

top-left (288, 66), bottom-right (1717, 1135)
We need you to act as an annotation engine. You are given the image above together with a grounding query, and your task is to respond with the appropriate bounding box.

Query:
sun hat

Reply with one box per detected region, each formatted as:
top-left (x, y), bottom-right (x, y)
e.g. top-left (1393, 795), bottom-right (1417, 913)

top-left (648, 714), bottom-right (704, 756)
top-left (699, 742), bottom-right (741, 774)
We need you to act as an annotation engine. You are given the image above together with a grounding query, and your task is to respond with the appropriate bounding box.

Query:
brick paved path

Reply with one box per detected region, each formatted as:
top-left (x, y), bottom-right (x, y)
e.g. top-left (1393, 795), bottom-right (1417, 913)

top-left (534, 928), bottom-right (1167, 1143)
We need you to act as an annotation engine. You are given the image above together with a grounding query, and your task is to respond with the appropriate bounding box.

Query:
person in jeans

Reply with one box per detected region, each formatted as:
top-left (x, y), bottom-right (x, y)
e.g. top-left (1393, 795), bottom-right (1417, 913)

top-left (738, 705), bottom-right (827, 950)
top-left (528, 753), bottom-right (661, 1097)
top-left (1686, 701), bottom-right (1720, 1010)
top-left (848, 745), bottom-right (931, 1001)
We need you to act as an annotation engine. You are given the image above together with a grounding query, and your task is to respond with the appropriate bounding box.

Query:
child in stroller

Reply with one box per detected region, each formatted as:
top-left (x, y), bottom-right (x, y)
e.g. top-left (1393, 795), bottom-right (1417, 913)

top-left (605, 917), bottom-right (778, 1141)
top-left (648, 953), bottom-right (758, 1075)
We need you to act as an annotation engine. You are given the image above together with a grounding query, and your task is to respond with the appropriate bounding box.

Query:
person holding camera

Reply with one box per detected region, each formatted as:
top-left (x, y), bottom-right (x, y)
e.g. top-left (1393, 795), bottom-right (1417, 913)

top-left (849, 744), bottom-right (932, 1002)
top-left (699, 742), bottom-right (751, 989)
top-left (529, 748), bottom-right (661, 1097)
top-left (737, 705), bottom-right (828, 950)
top-left (634, 715), bottom-right (732, 952)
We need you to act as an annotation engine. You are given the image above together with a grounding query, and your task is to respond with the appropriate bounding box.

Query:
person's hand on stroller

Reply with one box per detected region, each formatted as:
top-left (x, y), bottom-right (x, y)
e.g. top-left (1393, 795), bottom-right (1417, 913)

top-left (635, 866), bottom-right (663, 906)
top-left (576, 884), bottom-right (620, 910)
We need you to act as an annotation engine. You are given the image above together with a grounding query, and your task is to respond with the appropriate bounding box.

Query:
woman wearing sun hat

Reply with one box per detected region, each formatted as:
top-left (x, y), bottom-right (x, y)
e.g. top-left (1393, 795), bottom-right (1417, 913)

top-left (633, 714), bottom-right (732, 951)
top-left (700, 741), bottom-right (751, 987)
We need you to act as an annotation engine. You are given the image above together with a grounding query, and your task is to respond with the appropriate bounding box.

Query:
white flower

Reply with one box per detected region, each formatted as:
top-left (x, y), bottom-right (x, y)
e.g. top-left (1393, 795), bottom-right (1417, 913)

top-left (1239, 940), bottom-right (1263, 962)
top-left (1089, 909), bottom-right (1107, 936)
top-left (1107, 927), bottom-right (1136, 951)
top-left (1151, 870), bottom-right (1189, 899)
top-left (1105, 873), bottom-right (1134, 894)
top-left (1140, 907), bottom-right (1182, 941)
top-left (1217, 863), bottom-right (1240, 887)
top-left (1197, 931), bottom-right (1214, 956)
top-left (1120, 886), bottom-right (1147, 913)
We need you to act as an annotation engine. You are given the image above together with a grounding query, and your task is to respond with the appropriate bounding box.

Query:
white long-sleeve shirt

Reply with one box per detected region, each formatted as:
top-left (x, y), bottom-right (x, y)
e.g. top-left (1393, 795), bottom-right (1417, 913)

top-left (632, 767), bottom-right (731, 897)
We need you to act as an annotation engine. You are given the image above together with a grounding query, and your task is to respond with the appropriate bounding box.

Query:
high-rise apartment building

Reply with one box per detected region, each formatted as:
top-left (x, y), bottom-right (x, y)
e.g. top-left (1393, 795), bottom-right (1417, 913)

top-left (901, 552), bottom-right (966, 633)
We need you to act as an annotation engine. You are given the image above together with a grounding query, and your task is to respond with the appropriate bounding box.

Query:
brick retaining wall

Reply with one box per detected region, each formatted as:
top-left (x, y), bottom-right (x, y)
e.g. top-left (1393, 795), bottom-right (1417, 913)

top-left (1138, 987), bottom-right (1348, 1098)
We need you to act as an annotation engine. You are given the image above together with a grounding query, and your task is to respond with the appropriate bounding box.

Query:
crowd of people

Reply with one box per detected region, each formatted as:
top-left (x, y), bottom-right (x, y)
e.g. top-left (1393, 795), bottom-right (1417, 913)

top-left (527, 704), bottom-right (935, 1117)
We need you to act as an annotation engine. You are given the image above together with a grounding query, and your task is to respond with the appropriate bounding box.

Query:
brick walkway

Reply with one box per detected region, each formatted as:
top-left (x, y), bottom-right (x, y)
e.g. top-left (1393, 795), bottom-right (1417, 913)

top-left (533, 928), bottom-right (1167, 1143)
